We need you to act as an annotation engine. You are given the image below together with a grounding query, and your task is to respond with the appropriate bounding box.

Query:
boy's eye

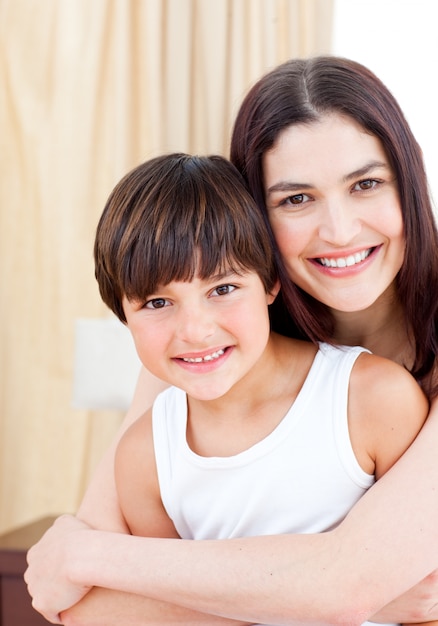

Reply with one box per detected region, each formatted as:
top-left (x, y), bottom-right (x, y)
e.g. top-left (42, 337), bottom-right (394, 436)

top-left (145, 297), bottom-right (169, 309)
top-left (212, 284), bottom-right (236, 296)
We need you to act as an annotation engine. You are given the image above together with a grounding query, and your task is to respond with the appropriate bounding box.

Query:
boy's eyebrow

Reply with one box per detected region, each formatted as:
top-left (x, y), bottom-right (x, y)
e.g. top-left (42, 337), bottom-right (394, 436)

top-left (207, 269), bottom-right (242, 282)
top-left (266, 160), bottom-right (389, 194)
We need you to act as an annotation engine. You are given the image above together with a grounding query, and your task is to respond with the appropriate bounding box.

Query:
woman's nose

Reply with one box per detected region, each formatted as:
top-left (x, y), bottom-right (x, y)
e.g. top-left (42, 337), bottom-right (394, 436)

top-left (318, 200), bottom-right (361, 246)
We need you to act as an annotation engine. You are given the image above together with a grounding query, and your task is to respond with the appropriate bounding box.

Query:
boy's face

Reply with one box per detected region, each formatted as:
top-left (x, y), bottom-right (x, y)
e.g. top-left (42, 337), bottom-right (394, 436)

top-left (122, 270), bottom-right (279, 401)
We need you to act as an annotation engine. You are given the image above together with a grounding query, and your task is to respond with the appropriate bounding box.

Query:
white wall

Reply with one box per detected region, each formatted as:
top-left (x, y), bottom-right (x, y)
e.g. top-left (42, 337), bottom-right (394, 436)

top-left (333, 0), bottom-right (438, 208)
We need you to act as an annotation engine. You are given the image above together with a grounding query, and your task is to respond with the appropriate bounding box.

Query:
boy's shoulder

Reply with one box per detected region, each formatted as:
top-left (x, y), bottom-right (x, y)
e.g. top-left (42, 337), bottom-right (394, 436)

top-left (350, 349), bottom-right (428, 418)
top-left (348, 351), bottom-right (429, 478)
top-left (351, 350), bottom-right (421, 391)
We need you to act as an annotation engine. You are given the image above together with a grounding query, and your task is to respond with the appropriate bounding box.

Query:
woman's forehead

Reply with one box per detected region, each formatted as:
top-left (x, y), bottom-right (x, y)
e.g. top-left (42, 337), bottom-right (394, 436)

top-left (262, 113), bottom-right (390, 191)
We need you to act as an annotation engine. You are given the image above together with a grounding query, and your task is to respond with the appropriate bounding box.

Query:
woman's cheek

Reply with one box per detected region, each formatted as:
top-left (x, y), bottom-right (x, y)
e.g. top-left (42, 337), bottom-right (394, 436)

top-left (271, 221), bottom-right (302, 263)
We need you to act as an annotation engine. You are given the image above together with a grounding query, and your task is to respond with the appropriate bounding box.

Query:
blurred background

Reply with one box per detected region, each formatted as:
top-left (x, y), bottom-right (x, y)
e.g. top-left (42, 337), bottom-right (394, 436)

top-left (1, 0), bottom-right (437, 534)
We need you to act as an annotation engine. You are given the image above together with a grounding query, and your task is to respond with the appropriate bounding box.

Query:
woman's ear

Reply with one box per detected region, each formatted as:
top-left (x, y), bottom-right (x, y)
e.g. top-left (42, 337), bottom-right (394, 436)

top-left (266, 279), bottom-right (281, 305)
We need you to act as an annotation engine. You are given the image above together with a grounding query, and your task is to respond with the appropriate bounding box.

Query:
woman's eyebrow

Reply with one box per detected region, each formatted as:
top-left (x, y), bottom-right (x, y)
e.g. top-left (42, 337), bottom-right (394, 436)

top-left (343, 160), bottom-right (388, 183)
top-left (266, 181), bottom-right (313, 194)
top-left (266, 160), bottom-right (389, 195)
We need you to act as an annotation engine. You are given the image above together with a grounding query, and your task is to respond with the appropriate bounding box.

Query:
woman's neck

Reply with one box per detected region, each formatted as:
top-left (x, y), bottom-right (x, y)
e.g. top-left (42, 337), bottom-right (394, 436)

top-left (330, 287), bottom-right (414, 369)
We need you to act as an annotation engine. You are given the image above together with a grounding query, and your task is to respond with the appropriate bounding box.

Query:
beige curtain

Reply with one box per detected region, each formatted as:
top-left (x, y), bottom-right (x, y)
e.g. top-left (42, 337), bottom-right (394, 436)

top-left (0, 0), bottom-right (333, 534)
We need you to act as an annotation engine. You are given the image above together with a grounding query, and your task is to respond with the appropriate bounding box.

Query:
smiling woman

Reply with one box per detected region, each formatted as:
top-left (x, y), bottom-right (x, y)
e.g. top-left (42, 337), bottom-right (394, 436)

top-left (232, 56), bottom-right (438, 391)
top-left (263, 114), bottom-right (405, 315)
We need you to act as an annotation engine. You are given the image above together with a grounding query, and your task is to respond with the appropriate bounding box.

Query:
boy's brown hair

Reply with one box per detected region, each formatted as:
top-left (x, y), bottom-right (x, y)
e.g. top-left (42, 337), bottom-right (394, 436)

top-left (94, 153), bottom-right (278, 323)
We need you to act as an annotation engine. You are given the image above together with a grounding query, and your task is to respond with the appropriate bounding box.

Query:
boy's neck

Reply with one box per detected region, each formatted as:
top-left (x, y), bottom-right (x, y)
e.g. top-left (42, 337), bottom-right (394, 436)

top-left (185, 334), bottom-right (316, 458)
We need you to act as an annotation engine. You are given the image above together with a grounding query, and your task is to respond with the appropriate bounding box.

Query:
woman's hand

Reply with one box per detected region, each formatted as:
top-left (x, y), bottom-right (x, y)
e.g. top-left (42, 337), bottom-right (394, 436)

top-left (371, 570), bottom-right (438, 623)
top-left (24, 515), bottom-right (94, 623)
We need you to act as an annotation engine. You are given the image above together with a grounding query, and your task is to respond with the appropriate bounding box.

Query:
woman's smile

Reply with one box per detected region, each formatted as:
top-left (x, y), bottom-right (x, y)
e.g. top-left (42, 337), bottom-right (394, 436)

top-left (263, 113), bottom-right (405, 313)
top-left (314, 246), bottom-right (375, 269)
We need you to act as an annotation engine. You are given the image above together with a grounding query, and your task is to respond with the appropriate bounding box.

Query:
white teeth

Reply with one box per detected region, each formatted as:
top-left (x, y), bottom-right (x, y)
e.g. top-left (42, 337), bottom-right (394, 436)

top-left (320, 249), bottom-right (372, 268)
top-left (182, 349), bottom-right (225, 363)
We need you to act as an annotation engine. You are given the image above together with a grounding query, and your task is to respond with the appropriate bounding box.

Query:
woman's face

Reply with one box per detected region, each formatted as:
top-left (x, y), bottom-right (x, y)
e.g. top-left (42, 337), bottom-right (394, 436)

top-left (262, 113), bottom-right (405, 313)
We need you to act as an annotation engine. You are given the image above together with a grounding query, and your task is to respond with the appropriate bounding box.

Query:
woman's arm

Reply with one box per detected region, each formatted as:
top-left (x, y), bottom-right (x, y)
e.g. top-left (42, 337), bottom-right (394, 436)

top-left (27, 400), bottom-right (438, 625)
top-left (26, 387), bottom-right (438, 625)
top-left (61, 588), bottom-right (250, 626)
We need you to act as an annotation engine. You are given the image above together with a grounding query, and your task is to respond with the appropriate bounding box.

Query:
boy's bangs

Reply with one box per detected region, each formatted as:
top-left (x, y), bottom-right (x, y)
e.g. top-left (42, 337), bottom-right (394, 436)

top-left (122, 230), bottom-right (249, 302)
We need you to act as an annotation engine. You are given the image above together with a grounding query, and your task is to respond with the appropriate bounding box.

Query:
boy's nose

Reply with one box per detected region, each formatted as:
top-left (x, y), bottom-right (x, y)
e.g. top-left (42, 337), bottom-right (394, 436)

top-left (176, 306), bottom-right (216, 343)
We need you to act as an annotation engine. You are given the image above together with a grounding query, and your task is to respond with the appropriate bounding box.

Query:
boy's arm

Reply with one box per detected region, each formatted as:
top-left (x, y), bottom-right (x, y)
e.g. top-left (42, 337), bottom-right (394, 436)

top-left (113, 409), bottom-right (179, 539)
top-left (76, 366), bottom-right (169, 532)
top-left (61, 390), bottom-right (251, 626)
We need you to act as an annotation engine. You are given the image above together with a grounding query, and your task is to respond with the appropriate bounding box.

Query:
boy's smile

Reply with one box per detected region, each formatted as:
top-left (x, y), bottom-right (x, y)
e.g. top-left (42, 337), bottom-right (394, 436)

top-left (175, 346), bottom-right (230, 370)
top-left (179, 347), bottom-right (225, 363)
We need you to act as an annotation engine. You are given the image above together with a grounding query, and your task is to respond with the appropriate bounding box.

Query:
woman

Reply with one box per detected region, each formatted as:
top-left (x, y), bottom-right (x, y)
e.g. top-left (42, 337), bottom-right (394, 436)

top-left (25, 57), bottom-right (438, 626)
top-left (231, 55), bottom-right (438, 396)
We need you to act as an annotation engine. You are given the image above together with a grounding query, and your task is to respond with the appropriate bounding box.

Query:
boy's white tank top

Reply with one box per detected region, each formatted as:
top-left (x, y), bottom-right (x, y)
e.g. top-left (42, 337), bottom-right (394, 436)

top-left (152, 342), bottom-right (397, 626)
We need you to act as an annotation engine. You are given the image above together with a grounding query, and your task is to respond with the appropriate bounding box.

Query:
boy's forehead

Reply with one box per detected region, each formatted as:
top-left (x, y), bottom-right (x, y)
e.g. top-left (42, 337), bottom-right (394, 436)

top-left (158, 267), bottom-right (246, 290)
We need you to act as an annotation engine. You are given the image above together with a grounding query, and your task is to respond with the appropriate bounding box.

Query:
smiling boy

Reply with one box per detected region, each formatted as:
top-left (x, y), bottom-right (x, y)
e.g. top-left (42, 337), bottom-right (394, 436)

top-left (90, 153), bottom-right (427, 626)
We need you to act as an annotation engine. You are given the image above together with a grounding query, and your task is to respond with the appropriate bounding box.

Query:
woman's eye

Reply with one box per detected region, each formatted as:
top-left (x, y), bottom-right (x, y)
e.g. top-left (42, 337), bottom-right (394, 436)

top-left (280, 193), bottom-right (310, 206)
top-left (145, 297), bottom-right (169, 309)
top-left (354, 179), bottom-right (379, 191)
top-left (212, 284), bottom-right (236, 297)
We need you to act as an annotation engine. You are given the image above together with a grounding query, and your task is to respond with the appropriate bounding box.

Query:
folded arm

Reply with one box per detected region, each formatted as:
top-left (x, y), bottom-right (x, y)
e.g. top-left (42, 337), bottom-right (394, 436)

top-left (26, 370), bottom-right (438, 625)
top-left (28, 369), bottom-right (249, 626)
top-left (61, 588), bottom-right (251, 626)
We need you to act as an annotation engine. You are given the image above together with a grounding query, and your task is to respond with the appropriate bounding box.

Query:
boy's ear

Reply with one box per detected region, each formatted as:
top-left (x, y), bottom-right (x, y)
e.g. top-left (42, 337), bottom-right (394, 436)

top-left (267, 279), bottom-right (281, 305)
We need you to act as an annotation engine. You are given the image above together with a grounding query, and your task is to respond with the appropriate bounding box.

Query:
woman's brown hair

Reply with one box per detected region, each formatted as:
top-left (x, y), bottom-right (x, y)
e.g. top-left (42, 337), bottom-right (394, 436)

top-left (230, 55), bottom-right (438, 394)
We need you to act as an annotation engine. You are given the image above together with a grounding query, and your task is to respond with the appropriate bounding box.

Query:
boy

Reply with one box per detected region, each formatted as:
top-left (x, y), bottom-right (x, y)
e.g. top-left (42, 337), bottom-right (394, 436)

top-left (95, 153), bottom-right (427, 626)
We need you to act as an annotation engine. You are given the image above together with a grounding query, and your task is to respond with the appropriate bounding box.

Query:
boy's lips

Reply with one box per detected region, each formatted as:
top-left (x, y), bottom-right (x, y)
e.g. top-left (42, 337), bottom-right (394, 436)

top-left (176, 348), bottom-right (227, 363)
